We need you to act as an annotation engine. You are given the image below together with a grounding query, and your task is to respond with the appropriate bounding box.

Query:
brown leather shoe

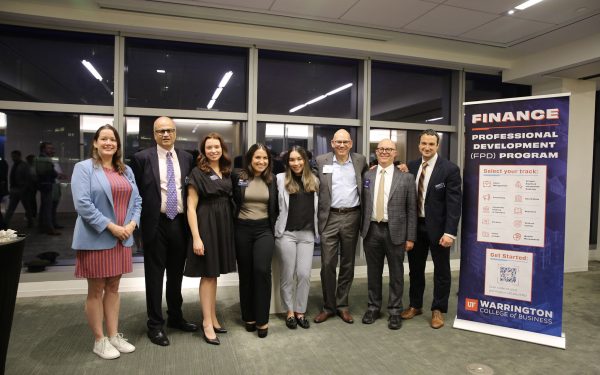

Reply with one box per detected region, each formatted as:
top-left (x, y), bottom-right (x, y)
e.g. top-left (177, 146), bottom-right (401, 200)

top-left (313, 311), bottom-right (334, 323)
top-left (400, 307), bottom-right (423, 320)
top-left (431, 310), bottom-right (444, 329)
top-left (337, 310), bottom-right (354, 324)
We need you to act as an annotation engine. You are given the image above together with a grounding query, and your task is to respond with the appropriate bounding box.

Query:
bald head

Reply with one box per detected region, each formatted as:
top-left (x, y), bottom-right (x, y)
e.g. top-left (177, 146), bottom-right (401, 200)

top-left (153, 116), bottom-right (177, 150)
top-left (331, 129), bottom-right (353, 162)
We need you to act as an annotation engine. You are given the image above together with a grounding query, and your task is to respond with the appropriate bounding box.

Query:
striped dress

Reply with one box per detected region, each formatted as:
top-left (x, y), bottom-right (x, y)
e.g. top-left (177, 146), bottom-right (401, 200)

top-left (75, 167), bottom-right (133, 278)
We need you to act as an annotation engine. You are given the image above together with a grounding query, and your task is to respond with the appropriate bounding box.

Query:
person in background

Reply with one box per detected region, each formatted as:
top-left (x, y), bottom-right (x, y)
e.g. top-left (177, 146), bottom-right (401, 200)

top-left (232, 144), bottom-right (278, 338)
top-left (130, 116), bottom-right (198, 347)
top-left (36, 142), bottom-right (59, 235)
top-left (71, 124), bottom-right (141, 359)
top-left (184, 133), bottom-right (236, 345)
top-left (274, 146), bottom-right (319, 330)
top-left (4, 150), bottom-right (36, 228)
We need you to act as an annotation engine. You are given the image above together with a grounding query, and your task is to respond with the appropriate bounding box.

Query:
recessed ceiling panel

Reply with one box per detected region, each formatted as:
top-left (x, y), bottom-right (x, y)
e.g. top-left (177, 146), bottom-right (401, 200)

top-left (509, 0), bottom-right (600, 24)
top-left (271, 0), bottom-right (357, 19)
top-left (445, 0), bottom-right (519, 15)
top-left (405, 5), bottom-right (499, 37)
top-left (341, 0), bottom-right (437, 29)
top-left (461, 16), bottom-right (554, 44)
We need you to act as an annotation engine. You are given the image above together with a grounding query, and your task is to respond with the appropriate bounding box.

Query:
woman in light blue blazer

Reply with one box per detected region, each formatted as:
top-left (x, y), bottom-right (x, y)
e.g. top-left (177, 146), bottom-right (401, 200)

top-left (274, 146), bottom-right (319, 330)
top-left (71, 124), bottom-right (141, 360)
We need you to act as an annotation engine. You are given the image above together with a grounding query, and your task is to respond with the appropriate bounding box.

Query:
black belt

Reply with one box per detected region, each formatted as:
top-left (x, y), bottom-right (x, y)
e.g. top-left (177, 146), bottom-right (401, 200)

top-left (330, 206), bottom-right (360, 213)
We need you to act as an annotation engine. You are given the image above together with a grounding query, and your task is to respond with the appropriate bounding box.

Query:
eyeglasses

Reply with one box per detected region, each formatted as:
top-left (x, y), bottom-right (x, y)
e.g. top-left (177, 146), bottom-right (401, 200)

top-left (155, 129), bottom-right (176, 135)
top-left (376, 147), bottom-right (396, 154)
top-left (333, 140), bottom-right (351, 146)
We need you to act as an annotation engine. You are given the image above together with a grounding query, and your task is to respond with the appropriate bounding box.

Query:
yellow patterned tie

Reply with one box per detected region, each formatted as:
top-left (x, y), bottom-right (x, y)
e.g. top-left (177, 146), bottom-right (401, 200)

top-left (375, 169), bottom-right (386, 222)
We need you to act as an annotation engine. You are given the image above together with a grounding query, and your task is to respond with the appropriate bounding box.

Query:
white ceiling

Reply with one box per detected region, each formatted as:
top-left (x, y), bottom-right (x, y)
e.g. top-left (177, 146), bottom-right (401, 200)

top-left (146, 0), bottom-right (600, 49)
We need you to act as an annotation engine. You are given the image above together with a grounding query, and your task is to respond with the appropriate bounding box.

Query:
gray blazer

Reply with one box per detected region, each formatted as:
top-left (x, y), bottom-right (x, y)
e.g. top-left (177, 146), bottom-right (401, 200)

top-left (360, 167), bottom-right (417, 245)
top-left (273, 173), bottom-right (319, 239)
top-left (315, 152), bottom-right (367, 234)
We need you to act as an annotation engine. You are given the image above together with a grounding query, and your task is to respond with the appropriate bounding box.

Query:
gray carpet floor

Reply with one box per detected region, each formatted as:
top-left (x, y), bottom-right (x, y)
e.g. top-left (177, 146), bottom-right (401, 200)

top-left (6, 263), bottom-right (600, 375)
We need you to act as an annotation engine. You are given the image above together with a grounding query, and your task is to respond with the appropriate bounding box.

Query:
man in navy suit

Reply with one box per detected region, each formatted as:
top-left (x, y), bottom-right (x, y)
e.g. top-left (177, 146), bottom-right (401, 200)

top-left (401, 129), bottom-right (462, 329)
top-left (131, 117), bottom-right (197, 346)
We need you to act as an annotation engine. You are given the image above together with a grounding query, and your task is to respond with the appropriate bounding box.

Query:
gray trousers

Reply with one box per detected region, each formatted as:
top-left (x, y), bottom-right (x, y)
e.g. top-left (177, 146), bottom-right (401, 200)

top-left (319, 209), bottom-right (361, 313)
top-left (363, 221), bottom-right (405, 315)
top-left (275, 230), bottom-right (315, 313)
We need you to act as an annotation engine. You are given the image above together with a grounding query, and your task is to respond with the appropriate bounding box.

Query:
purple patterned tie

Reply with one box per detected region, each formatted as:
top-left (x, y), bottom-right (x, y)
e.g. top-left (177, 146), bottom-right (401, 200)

top-left (166, 152), bottom-right (178, 219)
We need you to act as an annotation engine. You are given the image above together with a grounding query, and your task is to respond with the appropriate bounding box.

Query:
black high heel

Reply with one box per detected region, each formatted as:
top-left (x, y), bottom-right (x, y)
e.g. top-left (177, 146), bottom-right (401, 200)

top-left (214, 326), bottom-right (228, 334)
top-left (202, 327), bottom-right (220, 345)
top-left (257, 325), bottom-right (268, 338)
top-left (244, 322), bottom-right (256, 332)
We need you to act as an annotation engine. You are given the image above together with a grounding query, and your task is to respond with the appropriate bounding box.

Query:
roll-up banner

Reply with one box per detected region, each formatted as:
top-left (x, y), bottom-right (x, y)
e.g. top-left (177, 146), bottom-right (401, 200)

top-left (454, 94), bottom-right (569, 349)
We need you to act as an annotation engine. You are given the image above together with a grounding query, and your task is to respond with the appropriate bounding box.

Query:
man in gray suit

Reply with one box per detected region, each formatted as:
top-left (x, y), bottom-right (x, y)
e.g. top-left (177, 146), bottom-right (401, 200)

top-left (361, 139), bottom-right (417, 330)
top-left (314, 129), bottom-right (367, 324)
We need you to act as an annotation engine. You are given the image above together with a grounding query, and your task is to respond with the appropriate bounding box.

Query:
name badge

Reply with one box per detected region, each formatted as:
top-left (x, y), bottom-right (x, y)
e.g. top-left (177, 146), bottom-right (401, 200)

top-left (435, 182), bottom-right (446, 189)
top-left (210, 175), bottom-right (219, 181)
top-left (184, 176), bottom-right (190, 185)
top-left (363, 179), bottom-right (371, 189)
top-left (323, 164), bottom-right (334, 174)
top-left (238, 180), bottom-right (249, 187)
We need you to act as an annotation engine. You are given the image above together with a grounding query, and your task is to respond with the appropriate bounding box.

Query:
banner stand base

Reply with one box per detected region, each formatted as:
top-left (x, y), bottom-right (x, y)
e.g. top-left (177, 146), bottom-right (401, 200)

top-left (453, 317), bottom-right (566, 349)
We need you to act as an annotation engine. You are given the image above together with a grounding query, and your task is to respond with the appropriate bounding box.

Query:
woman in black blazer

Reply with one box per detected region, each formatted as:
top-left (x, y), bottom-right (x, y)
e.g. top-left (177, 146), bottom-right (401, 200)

top-left (232, 143), bottom-right (278, 338)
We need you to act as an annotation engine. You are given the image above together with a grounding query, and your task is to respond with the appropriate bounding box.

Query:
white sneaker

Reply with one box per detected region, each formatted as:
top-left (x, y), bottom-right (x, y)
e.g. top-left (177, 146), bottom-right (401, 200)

top-left (93, 337), bottom-right (120, 359)
top-left (109, 333), bottom-right (136, 353)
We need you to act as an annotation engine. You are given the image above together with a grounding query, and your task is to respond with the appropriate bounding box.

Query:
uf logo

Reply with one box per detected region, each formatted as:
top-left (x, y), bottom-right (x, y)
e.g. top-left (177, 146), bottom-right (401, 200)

top-left (465, 298), bottom-right (478, 312)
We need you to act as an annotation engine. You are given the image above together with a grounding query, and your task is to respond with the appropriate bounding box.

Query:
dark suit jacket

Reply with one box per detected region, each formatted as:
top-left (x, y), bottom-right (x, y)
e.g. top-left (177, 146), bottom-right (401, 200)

top-left (361, 167), bottom-right (417, 245)
top-left (130, 146), bottom-right (194, 245)
top-left (231, 170), bottom-right (278, 233)
top-left (315, 152), bottom-right (367, 234)
top-left (408, 155), bottom-right (462, 244)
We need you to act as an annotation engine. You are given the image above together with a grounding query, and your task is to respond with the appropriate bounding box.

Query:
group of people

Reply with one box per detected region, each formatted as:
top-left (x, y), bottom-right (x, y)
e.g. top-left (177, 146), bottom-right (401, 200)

top-left (70, 116), bottom-right (462, 360)
top-left (1, 143), bottom-right (65, 233)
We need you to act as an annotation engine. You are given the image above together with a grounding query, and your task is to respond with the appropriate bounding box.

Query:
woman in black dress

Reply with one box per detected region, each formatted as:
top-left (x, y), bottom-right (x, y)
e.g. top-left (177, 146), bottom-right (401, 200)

top-left (184, 132), bottom-right (236, 345)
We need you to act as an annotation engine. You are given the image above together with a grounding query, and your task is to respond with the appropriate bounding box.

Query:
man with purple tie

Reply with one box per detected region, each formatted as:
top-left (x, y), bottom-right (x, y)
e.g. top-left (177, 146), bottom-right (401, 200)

top-left (131, 117), bottom-right (197, 346)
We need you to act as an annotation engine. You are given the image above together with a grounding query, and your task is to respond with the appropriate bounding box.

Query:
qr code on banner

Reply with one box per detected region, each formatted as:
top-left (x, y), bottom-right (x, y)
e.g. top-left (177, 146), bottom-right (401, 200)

top-left (499, 266), bottom-right (518, 284)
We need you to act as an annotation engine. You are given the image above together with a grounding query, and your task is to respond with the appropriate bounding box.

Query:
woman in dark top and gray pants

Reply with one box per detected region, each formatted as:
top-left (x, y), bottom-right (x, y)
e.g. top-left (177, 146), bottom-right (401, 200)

top-left (274, 146), bottom-right (319, 330)
top-left (232, 144), bottom-right (278, 338)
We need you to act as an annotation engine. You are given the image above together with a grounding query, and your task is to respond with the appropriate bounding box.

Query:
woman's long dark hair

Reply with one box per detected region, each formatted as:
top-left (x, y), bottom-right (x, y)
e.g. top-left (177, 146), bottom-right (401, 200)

top-left (239, 143), bottom-right (272, 184)
top-left (197, 132), bottom-right (232, 175)
top-left (283, 145), bottom-right (318, 194)
top-left (90, 124), bottom-right (126, 174)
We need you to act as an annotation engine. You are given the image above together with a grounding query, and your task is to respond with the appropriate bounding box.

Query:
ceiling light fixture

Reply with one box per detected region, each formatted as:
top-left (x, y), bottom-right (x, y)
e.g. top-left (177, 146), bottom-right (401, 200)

top-left (515, 0), bottom-right (544, 10)
top-left (206, 71), bottom-right (233, 110)
top-left (156, 69), bottom-right (166, 73)
top-left (507, 9), bottom-right (515, 15)
top-left (289, 83), bottom-right (353, 113)
top-left (81, 60), bottom-right (103, 81)
top-left (425, 117), bottom-right (444, 123)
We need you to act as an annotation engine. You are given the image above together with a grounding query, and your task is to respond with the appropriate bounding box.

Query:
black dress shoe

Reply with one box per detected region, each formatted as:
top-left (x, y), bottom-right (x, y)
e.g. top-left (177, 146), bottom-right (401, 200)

top-left (296, 316), bottom-right (310, 329)
top-left (202, 327), bottom-right (220, 345)
top-left (214, 326), bottom-right (227, 334)
top-left (285, 316), bottom-right (297, 329)
top-left (362, 310), bottom-right (380, 324)
top-left (388, 315), bottom-right (402, 330)
top-left (148, 329), bottom-right (170, 346)
top-left (245, 322), bottom-right (257, 332)
top-left (167, 319), bottom-right (198, 332)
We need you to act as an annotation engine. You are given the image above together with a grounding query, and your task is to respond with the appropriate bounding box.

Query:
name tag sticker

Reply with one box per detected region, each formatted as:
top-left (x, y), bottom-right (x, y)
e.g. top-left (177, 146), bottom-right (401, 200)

top-left (238, 180), bottom-right (249, 187)
top-left (323, 165), bottom-right (334, 174)
top-left (435, 183), bottom-right (445, 189)
top-left (210, 175), bottom-right (219, 181)
top-left (363, 179), bottom-right (371, 189)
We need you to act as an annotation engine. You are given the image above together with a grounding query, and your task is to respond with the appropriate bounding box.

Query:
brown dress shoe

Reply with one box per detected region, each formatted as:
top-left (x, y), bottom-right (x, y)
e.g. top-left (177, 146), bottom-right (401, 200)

top-left (314, 311), bottom-right (334, 323)
top-left (337, 310), bottom-right (354, 324)
top-left (400, 307), bottom-right (423, 320)
top-left (431, 310), bottom-right (444, 329)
